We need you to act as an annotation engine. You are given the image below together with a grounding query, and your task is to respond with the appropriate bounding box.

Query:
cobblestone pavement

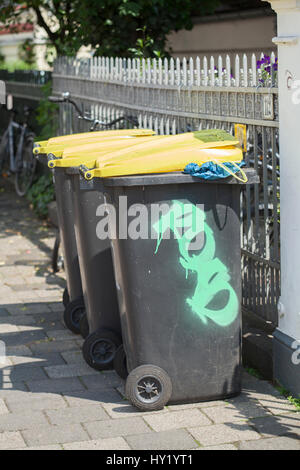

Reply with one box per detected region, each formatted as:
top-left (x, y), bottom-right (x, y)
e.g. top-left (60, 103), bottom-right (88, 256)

top-left (0, 182), bottom-right (299, 450)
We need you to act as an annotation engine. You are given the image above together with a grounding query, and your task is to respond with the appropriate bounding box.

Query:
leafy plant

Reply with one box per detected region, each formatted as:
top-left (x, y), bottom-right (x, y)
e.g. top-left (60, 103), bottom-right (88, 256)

top-left (128, 26), bottom-right (166, 59)
top-left (35, 81), bottom-right (59, 141)
top-left (245, 367), bottom-right (263, 380)
top-left (0, 0), bottom-right (219, 58)
top-left (18, 38), bottom-right (36, 67)
top-left (27, 173), bottom-right (55, 218)
top-left (275, 385), bottom-right (300, 411)
top-left (0, 60), bottom-right (33, 71)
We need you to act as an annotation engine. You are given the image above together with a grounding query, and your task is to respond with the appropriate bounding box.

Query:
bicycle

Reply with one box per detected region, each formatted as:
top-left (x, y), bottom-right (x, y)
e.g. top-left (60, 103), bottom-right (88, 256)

top-left (0, 96), bottom-right (36, 196)
top-left (49, 92), bottom-right (138, 273)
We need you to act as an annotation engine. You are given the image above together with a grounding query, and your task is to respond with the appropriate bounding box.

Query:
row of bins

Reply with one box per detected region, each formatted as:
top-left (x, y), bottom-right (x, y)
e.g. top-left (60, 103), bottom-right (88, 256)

top-left (34, 129), bottom-right (258, 411)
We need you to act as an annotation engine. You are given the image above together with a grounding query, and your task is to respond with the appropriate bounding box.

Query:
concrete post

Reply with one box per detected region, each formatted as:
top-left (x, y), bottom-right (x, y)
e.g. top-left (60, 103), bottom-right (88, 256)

top-left (267, 0), bottom-right (300, 396)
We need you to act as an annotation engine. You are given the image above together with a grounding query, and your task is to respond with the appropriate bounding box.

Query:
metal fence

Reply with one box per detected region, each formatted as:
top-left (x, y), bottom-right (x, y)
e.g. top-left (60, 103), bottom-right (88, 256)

top-left (52, 54), bottom-right (280, 328)
top-left (0, 70), bottom-right (52, 134)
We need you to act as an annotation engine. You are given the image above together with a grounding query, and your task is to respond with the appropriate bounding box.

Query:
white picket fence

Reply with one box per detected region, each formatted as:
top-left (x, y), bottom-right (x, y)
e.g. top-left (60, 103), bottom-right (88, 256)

top-left (54, 52), bottom-right (278, 88)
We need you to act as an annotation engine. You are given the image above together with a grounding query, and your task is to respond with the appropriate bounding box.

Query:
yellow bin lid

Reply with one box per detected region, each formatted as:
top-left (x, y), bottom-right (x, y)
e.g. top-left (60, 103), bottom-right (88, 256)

top-left (47, 134), bottom-right (164, 168)
top-left (34, 129), bottom-right (155, 155)
top-left (81, 130), bottom-right (242, 180)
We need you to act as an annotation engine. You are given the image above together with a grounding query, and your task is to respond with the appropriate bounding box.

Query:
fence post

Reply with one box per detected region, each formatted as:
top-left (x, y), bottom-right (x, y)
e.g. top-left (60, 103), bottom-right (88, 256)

top-left (267, 0), bottom-right (300, 396)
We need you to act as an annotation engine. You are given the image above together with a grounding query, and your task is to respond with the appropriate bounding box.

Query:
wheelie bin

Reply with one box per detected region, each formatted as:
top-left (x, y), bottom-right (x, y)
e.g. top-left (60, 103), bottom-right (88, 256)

top-left (33, 129), bottom-right (156, 335)
top-left (44, 132), bottom-right (162, 369)
top-left (82, 130), bottom-right (259, 409)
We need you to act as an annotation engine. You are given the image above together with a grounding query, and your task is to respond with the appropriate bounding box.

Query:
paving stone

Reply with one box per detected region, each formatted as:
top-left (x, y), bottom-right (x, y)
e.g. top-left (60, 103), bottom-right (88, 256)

top-left (0, 431), bottom-right (27, 450)
top-left (81, 373), bottom-right (123, 391)
top-left (48, 302), bottom-right (64, 313)
top-left (85, 417), bottom-right (151, 439)
top-left (6, 393), bottom-right (67, 413)
top-left (5, 305), bottom-right (37, 316)
top-left (1, 330), bottom-right (46, 347)
top-left (10, 352), bottom-right (65, 367)
top-left (45, 364), bottom-right (96, 379)
top-left (17, 324), bottom-right (45, 333)
top-left (29, 339), bottom-right (80, 354)
top-left (21, 445), bottom-right (63, 451)
top-left (256, 396), bottom-right (298, 416)
top-left (24, 303), bottom-right (52, 314)
top-left (0, 323), bottom-right (19, 333)
top-left (64, 437), bottom-right (131, 450)
top-left (198, 444), bottom-right (237, 450)
top-left (4, 365), bottom-right (47, 382)
top-left (0, 399), bottom-right (9, 415)
top-left (33, 312), bottom-right (63, 323)
top-left (168, 400), bottom-right (225, 412)
top-left (239, 436), bottom-right (300, 450)
top-left (35, 320), bottom-right (64, 331)
top-left (144, 409), bottom-right (211, 431)
top-left (6, 345), bottom-right (32, 357)
top-left (188, 422), bottom-right (261, 446)
top-left (26, 377), bottom-right (85, 394)
top-left (61, 351), bottom-right (86, 365)
top-left (46, 329), bottom-right (76, 341)
top-left (250, 412), bottom-right (300, 438)
top-left (127, 429), bottom-right (197, 450)
top-left (101, 399), bottom-right (169, 420)
top-left (0, 383), bottom-right (28, 399)
top-left (242, 375), bottom-right (282, 402)
top-left (22, 423), bottom-right (89, 447)
top-left (0, 410), bottom-right (48, 432)
top-left (0, 308), bottom-right (10, 317)
top-left (202, 397), bottom-right (270, 424)
top-left (0, 315), bottom-right (35, 326)
top-left (63, 389), bottom-right (122, 408)
top-left (46, 405), bottom-right (108, 425)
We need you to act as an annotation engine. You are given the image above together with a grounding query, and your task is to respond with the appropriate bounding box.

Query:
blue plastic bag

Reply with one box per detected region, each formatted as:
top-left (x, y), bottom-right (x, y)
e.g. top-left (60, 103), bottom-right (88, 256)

top-left (183, 160), bottom-right (245, 181)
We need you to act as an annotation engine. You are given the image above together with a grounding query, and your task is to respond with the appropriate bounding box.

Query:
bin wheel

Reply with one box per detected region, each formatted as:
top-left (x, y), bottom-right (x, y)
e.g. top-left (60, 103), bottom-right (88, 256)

top-left (62, 287), bottom-right (69, 307)
top-left (82, 328), bottom-right (121, 371)
top-left (79, 313), bottom-right (89, 339)
top-left (63, 297), bottom-right (85, 335)
top-left (113, 344), bottom-right (128, 379)
top-left (125, 365), bottom-right (172, 411)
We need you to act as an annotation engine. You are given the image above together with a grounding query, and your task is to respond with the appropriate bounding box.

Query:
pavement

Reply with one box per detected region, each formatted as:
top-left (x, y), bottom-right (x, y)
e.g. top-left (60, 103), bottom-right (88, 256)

top-left (0, 181), bottom-right (299, 451)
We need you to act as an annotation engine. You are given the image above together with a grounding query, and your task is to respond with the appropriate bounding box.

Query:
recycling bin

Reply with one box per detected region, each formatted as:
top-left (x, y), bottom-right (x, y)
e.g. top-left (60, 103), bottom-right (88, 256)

top-left (33, 129), bottom-right (156, 335)
top-left (53, 167), bottom-right (85, 333)
top-left (76, 129), bottom-right (258, 409)
top-left (63, 169), bottom-right (122, 370)
top-left (43, 132), bottom-right (160, 368)
top-left (103, 168), bottom-right (258, 409)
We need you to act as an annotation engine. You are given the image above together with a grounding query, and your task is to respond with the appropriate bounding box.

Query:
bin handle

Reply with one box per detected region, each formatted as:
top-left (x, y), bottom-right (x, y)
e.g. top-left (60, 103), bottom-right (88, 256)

top-left (212, 160), bottom-right (248, 183)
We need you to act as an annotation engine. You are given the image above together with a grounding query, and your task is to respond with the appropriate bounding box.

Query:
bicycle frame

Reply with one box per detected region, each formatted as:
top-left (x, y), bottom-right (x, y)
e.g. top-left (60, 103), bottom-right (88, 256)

top-left (4, 112), bottom-right (27, 173)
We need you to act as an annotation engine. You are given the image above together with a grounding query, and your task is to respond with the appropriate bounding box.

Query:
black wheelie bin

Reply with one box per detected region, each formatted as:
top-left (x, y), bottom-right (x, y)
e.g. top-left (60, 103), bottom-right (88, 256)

top-left (45, 131), bottom-right (159, 370)
top-left (80, 130), bottom-right (258, 410)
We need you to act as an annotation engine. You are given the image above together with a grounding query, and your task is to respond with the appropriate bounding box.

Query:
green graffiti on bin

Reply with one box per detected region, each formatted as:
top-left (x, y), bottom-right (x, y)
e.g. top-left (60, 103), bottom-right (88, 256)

top-left (153, 201), bottom-right (238, 327)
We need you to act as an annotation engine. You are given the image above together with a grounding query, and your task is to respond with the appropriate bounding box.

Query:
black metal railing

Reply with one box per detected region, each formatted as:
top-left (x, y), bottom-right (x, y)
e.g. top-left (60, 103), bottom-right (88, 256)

top-left (0, 69), bottom-right (52, 85)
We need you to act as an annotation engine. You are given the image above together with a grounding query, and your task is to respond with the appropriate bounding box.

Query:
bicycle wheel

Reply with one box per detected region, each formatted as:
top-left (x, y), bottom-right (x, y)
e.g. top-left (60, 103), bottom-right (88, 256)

top-left (15, 134), bottom-right (36, 197)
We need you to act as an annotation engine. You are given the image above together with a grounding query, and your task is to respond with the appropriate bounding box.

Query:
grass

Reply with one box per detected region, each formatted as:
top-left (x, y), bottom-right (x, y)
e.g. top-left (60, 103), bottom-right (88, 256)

top-left (245, 366), bottom-right (263, 380)
top-left (275, 385), bottom-right (300, 411)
